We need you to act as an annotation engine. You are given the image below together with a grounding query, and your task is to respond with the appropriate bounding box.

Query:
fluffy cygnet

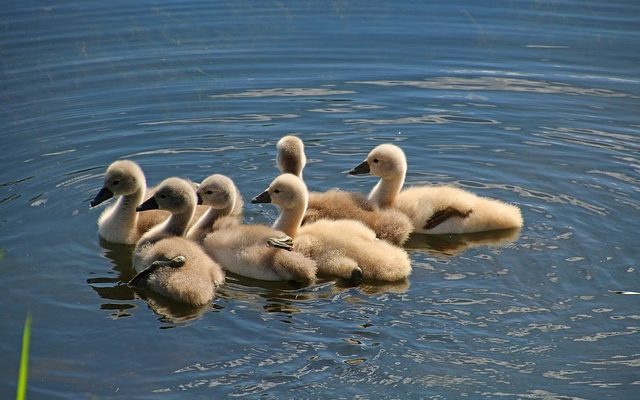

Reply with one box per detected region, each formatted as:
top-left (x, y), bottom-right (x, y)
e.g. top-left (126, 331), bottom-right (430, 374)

top-left (253, 173), bottom-right (412, 283)
top-left (130, 177), bottom-right (225, 305)
top-left (203, 224), bottom-right (317, 282)
top-left (130, 238), bottom-right (225, 306)
top-left (186, 174), bottom-right (244, 243)
top-left (349, 143), bottom-right (523, 234)
top-left (275, 135), bottom-right (412, 245)
top-left (133, 177), bottom-right (199, 262)
top-left (91, 160), bottom-right (169, 244)
top-left (195, 174), bottom-right (316, 282)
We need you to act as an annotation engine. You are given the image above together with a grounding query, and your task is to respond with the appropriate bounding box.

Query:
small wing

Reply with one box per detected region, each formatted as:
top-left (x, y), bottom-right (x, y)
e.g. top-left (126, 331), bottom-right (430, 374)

top-left (424, 207), bottom-right (472, 230)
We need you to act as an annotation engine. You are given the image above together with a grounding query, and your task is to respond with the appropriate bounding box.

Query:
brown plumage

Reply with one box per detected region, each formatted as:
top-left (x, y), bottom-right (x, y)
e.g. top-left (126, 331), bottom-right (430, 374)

top-left (349, 143), bottom-right (524, 234)
top-left (194, 174), bottom-right (317, 282)
top-left (254, 173), bottom-right (412, 283)
top-left (186, 174), bottom-right (244, 244)
top-left (91, 160), bottom-right (207, 244)
top-left (131, 177), bottom-right (225, 305)
top-left (275, 135), bottom-right (412, 245)
top-left (91, 160), bottom-right (169, 244)
top-left (131, 238), bottom-right (225, 306)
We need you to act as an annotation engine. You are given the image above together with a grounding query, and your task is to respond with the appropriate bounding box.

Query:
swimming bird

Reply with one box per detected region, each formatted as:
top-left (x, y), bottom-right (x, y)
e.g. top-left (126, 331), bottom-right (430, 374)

top-left (186, 174), bottom-right (244, 243)
top-left (252, 173), bottom-right (412, 283)
top-left (91, 160), bottom-right (169, 244)
top-left (129, 239), bottom-right (224, 306)
top-left (275, 135), bottom-right (413, 246)
top-left (133, 177), bottom-right (199, 258)
top-left (197, 174), bottom-right (317, 282)
top-left (349, 143), bottom-right (523, 234)
top-left (131, 177), bottom-right (225, 305)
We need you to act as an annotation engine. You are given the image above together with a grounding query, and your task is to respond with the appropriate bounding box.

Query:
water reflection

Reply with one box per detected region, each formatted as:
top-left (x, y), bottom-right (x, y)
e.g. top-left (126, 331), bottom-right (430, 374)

top-left (405, 228), bottom-right (521, 257)
top-left (134, 290), bottom-right (215, 325)
top-left (89, 239), bottom-right (212, 324)
top-left (87, 239), bottom-right (136, 302)
top-left (90, 236), bottom-right (415, 323)
top-left (333, 279), bottom-right (410, 295)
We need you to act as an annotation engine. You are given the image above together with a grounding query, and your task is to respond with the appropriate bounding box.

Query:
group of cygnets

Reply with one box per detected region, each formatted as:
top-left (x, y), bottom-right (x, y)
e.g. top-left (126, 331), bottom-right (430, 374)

top-left (90, 136), bottom-right (523, 306)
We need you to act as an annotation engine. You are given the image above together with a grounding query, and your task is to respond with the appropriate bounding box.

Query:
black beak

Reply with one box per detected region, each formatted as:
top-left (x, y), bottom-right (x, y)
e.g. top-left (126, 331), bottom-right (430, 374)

top-left (136, 196), bottom-right (159, 212)
top-left (90, 187), bottom-right (114, 207)
top-left (348, 160), bottom-right (370, 175)
top-left (251, 190), bottom-right (272, 204)
top-left (197, 194), bottom-right (203, 205)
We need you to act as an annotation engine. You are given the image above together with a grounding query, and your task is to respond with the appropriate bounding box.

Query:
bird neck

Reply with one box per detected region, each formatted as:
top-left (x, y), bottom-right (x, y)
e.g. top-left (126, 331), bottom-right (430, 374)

top-left (368, 171), bottom-right (405, 208)
top-left (273, 199), bottom-right (307, 238)
top-left (109, 187), bottom-right (145, 231)
top-left (163, 204), bottom-right (195, 237)
top-left (189, 199), bottom-right (234, 239)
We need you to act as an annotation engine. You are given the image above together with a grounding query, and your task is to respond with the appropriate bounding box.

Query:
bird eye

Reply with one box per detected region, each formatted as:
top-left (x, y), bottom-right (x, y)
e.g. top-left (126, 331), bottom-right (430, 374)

top-left (206, 190), bottom-right (213, 195)
top-left (274, 189), bottom-right (280, 194)
top-left (373, 159), bottom-right (379, 163)
top-left (160, 195), bottom-right (167, 199)
top-left (113, 180), bottom-right (120, 185)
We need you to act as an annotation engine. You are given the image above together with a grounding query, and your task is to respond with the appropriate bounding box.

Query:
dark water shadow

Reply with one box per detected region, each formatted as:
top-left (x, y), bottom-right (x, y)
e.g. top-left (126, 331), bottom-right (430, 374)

top-left (405, 228), bottom-right (521, 257)
top-left (87, 239), bottom-right (136, 302)
top-left (333, 277), bottom-right (411, 294)
top-left (88, 239), bottom-right (213, 324)
top-left (218, 272), bottom-right (411, 317)
top-left (131, 286), bottom-right (215, 325)
top-left (217, 272), bottom-right (320, 315)
top-left (90, 239), bottom-right (413, 322)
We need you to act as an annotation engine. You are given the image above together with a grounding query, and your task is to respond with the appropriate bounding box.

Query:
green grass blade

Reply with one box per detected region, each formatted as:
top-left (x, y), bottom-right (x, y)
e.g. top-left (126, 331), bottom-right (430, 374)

top-left (16, 312), bottom-right (32, 400)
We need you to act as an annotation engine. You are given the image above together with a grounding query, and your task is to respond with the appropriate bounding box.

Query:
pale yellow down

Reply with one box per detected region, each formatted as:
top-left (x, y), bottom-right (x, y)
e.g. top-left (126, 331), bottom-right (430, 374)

top-left (359, 143), bottom-right (524, 234)
top-left (261, 173), bottom-right (412, 282)
top-left (203, 224), bottom-right (317, 282)
top-left (134, 177), bottom-right (200, 263)
top-left (135, 237), bottom-right (225, 306)
top-left (186, 174), bottom-right (244, 244)
top-left (131, 177), bottom-right (225, 305)
top-left (276, 135), bottom-right (413, 245)
top-left (94, 160), bottom-right (169, 244)
top-left (197, 174), bottom-right (317, 282)
top-left (93, 160), bottom-right (207, 244)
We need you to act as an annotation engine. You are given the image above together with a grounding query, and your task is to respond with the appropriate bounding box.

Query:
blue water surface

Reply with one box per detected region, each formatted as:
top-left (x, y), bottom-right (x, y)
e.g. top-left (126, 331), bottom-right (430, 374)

top-left (1, 0), bottom-right (639, 398)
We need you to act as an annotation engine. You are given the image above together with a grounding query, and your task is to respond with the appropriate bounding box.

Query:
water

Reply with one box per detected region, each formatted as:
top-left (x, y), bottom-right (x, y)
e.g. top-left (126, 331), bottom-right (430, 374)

top-left (1, 0), bottom-right (639, 398)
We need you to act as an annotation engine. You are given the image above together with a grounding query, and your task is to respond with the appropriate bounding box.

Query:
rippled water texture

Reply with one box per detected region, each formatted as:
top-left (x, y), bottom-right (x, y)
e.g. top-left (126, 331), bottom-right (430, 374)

top-left (1, 1), bottom-right (639, 398)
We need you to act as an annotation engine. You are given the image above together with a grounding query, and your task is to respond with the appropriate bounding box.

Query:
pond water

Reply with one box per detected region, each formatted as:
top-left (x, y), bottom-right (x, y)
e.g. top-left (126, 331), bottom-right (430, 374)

top-left (1, 0), bottom-right (639, 398)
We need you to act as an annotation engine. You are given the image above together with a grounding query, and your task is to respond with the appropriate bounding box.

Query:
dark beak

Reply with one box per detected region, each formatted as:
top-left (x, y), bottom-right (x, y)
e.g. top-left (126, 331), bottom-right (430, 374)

top-left (90, 187), bottom-right (114, 207)
top-left (197, 194), bottom-right (203, 205)
top-left (251, 190), bottom-right (272, 204)
top-left (136, 196), bottom-right (159, 212)
top-left (348, 160), bottom-right (370, 175)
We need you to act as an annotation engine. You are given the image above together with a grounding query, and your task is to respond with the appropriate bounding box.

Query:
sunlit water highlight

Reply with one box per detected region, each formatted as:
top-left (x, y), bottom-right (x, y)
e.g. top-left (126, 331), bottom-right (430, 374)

top-left (1, 0), bottom-right (639, 398)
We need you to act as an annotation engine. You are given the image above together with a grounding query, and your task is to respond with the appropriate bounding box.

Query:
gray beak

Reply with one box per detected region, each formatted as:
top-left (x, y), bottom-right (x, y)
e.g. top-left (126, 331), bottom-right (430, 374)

top-left (136, 196), bottom-right (159, 212)
top-left (251, 190), bottom-right (272, 204)
top-left (90, 187), bottom-right (114, 207)
top-left (348, 160), bottom-right (370, 175)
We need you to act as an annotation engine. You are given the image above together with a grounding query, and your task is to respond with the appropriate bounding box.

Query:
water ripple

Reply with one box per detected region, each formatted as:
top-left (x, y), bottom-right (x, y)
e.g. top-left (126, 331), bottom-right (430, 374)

top-left (209, 87), bottom-right (355, 98)
top-left (482, 389), bottom-right (588, 400)
top-left (533, 126), bottom-right (640, 153)
top-left (573, 327), bottom-right (640, 342)
top-left (138, 113), bottom-right (298, 126)
top-left (455, 180), bottom-right (609, 216)
top-left (352, 77), bottom-right (636, 98)
top-left (345, 113), bottom-right (498, 126)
